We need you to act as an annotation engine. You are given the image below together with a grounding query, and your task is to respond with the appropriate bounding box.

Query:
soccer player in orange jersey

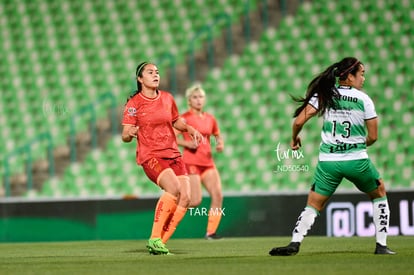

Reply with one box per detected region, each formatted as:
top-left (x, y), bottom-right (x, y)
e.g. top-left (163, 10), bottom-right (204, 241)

top-left (175, 83), bottom-right (225, 239)
top-left (121, 62), bottom-right (203, 255)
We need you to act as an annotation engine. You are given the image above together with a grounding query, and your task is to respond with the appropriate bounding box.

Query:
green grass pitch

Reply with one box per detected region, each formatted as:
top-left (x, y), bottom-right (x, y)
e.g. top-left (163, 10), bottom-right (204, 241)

top-left (0, 236), bottom-right (412, 275)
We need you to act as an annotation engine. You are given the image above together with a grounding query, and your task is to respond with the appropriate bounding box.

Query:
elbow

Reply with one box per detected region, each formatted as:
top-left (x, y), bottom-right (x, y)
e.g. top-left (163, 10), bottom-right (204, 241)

top-left (370, 133), bottom-right (378, 143)
top-left (293, 120), bottom-right (304, 131)
top-left (366, 135), bottom-right (378, 146)
top-left (122, 135), bottom-right (132, 143)
top-left (293, 121), bottom-right (301, 128)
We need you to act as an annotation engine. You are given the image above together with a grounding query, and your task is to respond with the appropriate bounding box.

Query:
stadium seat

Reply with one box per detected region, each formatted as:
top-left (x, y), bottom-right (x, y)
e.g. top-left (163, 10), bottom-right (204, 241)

top-left (1, 0), bottom-right (413, 197)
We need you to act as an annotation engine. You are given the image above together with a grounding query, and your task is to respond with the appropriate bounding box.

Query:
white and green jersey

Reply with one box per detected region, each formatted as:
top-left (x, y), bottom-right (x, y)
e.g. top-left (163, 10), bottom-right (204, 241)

top-left (309, 86), bottom-right (377, 161)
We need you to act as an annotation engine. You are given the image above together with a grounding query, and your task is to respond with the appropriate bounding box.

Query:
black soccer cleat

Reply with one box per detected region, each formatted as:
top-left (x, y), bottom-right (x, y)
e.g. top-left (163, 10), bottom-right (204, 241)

top-left (205, 233), bottom-right (223, 240)
top-left (374, 243), bottom-right (396, 255)
top-left (269, 242), bottom-right (300, 256)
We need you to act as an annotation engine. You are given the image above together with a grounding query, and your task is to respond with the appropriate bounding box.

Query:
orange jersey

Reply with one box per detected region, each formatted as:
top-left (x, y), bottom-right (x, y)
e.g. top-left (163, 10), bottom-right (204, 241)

top-left (122, 91), bottom-right (181, 164)
top-left (180, 110), bottom-right (220, 166)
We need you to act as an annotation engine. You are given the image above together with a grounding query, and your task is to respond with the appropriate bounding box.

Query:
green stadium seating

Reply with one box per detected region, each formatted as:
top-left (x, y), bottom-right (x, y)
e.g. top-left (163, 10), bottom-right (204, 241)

top-left (0, 0), bottom-right (254, 196)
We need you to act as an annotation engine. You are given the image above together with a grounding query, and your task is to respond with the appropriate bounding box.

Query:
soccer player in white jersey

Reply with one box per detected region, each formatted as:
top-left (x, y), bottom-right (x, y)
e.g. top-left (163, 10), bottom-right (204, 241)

top-left (269, 57), bottom-right (396, 256)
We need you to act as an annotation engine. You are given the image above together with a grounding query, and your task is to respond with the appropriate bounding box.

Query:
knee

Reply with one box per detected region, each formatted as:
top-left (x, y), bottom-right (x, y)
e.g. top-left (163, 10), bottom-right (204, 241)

top-left (162, 185), bottom-right (180, 197)
top-left (368, 179), bottom-right (387, 199)
top-left (210, 190), bottom-right (223, 203)
top-left (377, 180), bottom-right (387, 196)
top-left (190, 196), bottom-right (202, 207)
top-left (178, 176), bottom-right (191, 207)
top-left (179, 192), bottom-right (191, 207)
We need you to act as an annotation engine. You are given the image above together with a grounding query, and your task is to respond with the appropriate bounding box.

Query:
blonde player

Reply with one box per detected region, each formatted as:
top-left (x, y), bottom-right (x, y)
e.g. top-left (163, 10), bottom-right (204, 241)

top-left (175, 83), bottom-right (224, 239)
top-left (122, 62), bottom-right (203, 255)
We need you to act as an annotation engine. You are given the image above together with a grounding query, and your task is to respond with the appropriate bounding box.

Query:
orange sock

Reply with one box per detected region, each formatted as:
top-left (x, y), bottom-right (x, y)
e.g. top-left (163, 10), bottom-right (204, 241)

top-left (206, 210), bottom-right (222, 236)
top-left (150, 192), bottom-right (177, 239)
top-left (161, 206), bottom-right (187, 244)
top-left (161, 204), bottom-right (177, 237)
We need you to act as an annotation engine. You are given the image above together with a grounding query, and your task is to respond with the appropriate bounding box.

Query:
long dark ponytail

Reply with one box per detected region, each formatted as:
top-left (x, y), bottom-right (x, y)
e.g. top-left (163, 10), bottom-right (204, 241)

top-left (126, 61), bottom-right (148, 103)
top-left (292, 57), bottom-right (362, 117)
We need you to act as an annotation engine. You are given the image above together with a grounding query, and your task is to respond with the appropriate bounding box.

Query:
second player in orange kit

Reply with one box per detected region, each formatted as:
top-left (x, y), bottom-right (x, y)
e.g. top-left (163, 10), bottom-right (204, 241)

top-left (175, 83), bottom-right (225, 239)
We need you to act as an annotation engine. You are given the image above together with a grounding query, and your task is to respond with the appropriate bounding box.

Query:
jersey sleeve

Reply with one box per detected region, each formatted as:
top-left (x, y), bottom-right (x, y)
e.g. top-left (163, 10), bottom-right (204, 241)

top-left (308, 94), bottom-right (319, 110)
top-left (211, 115), bottom-right (220, 136)
top-left (122, 100), bottom-right (138, 126)
top-left (170, 95), bottom-right (180, 122)
top-left (364, 95), bottom-right (377, 120)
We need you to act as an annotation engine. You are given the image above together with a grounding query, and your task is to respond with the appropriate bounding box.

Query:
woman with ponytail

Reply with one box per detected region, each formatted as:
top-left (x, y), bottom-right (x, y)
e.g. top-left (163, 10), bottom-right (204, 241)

top-left (269, 57), bottom-right (396, 256)
top-left (122, 62), bottom-right (203, 255)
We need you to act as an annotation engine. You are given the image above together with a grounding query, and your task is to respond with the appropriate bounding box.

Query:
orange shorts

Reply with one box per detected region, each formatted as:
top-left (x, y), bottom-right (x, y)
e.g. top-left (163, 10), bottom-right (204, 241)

top-left (142, 157), bottom-right (187, 184)
top-left (185, 164), bottom-right (215, 177)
